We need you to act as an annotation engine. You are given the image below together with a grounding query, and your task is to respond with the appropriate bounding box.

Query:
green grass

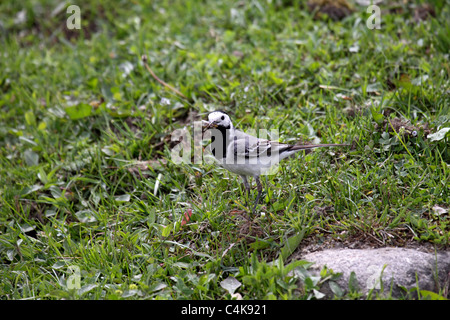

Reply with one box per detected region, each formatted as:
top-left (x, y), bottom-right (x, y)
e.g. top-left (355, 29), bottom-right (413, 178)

top-left (0, 0), bottom-right (449, 300)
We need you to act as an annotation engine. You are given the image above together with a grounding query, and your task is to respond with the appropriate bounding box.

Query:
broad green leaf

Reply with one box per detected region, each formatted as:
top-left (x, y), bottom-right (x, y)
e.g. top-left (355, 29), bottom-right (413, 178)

top-left (396, 74), bottom-right (413, 89)
top-left (87, 77), bottom-right (98, 89)
top-left (313, 289), bottom-right (325, 299)
top-left (75, 210), bottom-right (97, 223)
top-left (7, 249), bottom-right (15, 261)
top-left (38, 121), bottom-right (47, 131)
top-left (149, 282), bottom-right (167, 293)
top-left (48, 290), bottom-right (70, 299)
top-left (280, 229), bottom-right (305, 262)
top-left (175, 278), bottom-right (194, 296)
top-left (220, 276), bottom-right (242, 295)
top-left (284, 260), bottom-right (313, 275)
top-left (20, 223), bottom-right (36, 233)
top-left (121, 289), bottom-right (140, 298)
top-left (52, 261), bottom-right (66, 269)
top-left (49, 185), bottom-right (63, 199)
top-left (161, 224), bottom-right (173, 237)
top-left (420, 290), bottom-right (447, 300)
top-left (348, 271), bottom-right (359, 293)
top-left (115, 194), bottom-right (130, 202)
top-left (25, 111), bottom-right (36, 126)
top-left (427, 127), bottom-right (450, 142)
top-left (78, 284), bottom-right (98, 296)
top-left (37, 167), bottom-right (48, 184)
top-left (366, 82), bottom-right (382, 93)
top-left (328, 281), bottom-right (343, 298)
top-left (249, 239), bottom-right (272, 250)
top-left (21, 184), bottom-right (42, 195)
top-left (370, 108), bottom-right (384, 124)
top-left (148, 208), bottom-right (156, 224)
top-left (102, 144), bottom-right (121, 156)
top-left (162, 240), bottom-right (213, 260)
top-left (65, 103), bottom-right (92, 120)
top-left (172, 262), bottom-right (190, 269)
top-left (23, 149), bottom-right (39, 166)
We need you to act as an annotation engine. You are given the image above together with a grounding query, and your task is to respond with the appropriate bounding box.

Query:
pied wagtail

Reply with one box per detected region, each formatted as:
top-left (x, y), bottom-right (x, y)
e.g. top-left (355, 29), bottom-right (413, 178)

top-left (202, 110), bottom-right (348, 214)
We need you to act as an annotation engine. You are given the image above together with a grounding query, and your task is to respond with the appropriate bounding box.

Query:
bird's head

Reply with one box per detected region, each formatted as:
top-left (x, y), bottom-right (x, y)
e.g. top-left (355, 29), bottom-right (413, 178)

top-left (203, 110), bottom-right (233, 130)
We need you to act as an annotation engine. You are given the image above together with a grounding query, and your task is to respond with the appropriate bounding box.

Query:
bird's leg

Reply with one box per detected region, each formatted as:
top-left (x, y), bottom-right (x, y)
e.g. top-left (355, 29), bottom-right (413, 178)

top-left (241, 175), bottom-right (251, 208)
top-left (252, 176), bottom-right (263, 215)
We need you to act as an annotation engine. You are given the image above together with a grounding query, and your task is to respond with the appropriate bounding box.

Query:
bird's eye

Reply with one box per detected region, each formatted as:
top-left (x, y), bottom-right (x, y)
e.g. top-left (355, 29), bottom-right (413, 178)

top-left (221, 115), bottom-right (225, 120)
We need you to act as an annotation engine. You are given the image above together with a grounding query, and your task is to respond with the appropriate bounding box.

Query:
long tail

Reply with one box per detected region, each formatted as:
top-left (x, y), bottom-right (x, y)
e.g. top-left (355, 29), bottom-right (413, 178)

top-left (287, 143), bottom-right (349, 151)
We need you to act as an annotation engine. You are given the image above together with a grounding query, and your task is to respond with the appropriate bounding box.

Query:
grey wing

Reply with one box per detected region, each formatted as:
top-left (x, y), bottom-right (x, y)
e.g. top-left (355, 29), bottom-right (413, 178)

top-left (232, 137), bottom-right (290, 159)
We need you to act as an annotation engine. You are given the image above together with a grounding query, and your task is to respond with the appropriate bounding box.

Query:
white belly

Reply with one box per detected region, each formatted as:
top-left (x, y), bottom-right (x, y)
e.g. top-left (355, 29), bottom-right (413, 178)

top-left (217, 157), bottom-right (282, 177)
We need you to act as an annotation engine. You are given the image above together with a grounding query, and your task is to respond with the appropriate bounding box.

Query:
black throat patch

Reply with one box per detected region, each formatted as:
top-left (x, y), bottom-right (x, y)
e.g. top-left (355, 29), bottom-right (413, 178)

top-left (210, 124), bottom-right (230, 159)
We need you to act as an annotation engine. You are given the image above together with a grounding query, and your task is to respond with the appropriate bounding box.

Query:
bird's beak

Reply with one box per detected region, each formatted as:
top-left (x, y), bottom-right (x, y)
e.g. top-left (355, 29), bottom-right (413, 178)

top-left (202, 121), bottom-right (218, 131)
